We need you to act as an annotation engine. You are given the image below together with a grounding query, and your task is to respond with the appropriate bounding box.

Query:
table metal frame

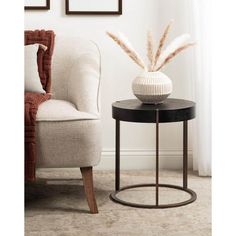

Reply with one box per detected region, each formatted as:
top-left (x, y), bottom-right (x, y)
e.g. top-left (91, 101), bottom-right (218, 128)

top-left (110, 110), bottom-right (197, 209)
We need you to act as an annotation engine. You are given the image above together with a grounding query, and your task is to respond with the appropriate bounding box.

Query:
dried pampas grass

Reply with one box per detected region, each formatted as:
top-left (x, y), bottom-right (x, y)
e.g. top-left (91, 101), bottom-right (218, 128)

top-left (154, 33), bottom-right (191, 71)
top-left (156, 43), bottom-right (195, 71)
top-left (153, 20), bottom-right (173, 70)
top-left (107, 31), bottom-right (147, 70)
top-left (147, 31), bottom-right (155, 70)
top-left (107, 20), bottom-right (195, 72)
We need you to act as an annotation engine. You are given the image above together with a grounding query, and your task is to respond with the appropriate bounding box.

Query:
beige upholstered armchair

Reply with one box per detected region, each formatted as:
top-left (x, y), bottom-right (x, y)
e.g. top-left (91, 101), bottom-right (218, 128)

top-left (35, 37), bottom-right (101, 214)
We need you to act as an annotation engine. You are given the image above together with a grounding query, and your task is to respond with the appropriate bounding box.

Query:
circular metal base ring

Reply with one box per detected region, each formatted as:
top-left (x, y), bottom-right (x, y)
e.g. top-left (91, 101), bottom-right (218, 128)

top-left (110, 183), bottom-right (197, 209)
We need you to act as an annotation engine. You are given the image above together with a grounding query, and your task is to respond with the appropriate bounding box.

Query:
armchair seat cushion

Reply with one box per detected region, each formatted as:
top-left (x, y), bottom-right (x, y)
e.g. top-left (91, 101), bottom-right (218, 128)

top-left (36, 99), bottom-right (98, 122)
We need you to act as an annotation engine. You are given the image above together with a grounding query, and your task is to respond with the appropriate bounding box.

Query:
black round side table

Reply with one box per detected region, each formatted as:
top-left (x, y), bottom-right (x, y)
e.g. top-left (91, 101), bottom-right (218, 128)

top-left (110, 99), bottom-right (197, 209)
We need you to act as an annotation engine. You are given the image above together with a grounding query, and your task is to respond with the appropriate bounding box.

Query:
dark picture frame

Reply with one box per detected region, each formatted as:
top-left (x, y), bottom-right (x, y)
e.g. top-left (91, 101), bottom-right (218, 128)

top-left (25, 0), bottom-right (50, 10)
top-left (65, 0), bottom-right (122, 15)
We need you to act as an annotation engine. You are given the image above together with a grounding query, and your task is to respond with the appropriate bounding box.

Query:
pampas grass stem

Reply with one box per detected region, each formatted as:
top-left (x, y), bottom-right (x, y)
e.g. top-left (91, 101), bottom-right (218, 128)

top-left (156, 43), bottom-right (195, 71)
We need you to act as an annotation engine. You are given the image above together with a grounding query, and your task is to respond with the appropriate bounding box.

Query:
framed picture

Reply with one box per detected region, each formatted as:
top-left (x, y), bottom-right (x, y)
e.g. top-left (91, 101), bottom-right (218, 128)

top-left (65, 0), bottom-right (122, 15)
top-left (24, 0), bottom-right (50, 10)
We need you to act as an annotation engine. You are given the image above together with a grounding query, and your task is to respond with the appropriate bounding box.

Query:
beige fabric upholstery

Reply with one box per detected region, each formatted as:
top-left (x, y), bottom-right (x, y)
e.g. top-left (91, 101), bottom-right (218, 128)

top-left (35, 37), bottom-right (101, 169)
top-left (51, 37), bottom-right (101, 116)
top-left (36, 100), bottom-right (98, 121)
top-left (36, 120), bottom-right (101, 168)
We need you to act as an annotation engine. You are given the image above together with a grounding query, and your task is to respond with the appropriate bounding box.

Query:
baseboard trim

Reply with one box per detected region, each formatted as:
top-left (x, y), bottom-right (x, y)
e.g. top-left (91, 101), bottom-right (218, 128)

top-left (95, 149), bottom-right (193, 170)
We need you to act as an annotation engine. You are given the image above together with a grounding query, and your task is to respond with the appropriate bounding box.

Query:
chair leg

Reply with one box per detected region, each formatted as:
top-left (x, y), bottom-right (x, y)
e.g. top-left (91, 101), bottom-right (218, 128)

top-left (80, 167), bottom-right (98, 214)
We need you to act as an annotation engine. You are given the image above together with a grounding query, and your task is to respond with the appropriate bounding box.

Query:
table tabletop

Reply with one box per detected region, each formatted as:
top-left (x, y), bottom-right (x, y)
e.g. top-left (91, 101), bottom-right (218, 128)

top-left (112, 99), bottom-right (196, 123)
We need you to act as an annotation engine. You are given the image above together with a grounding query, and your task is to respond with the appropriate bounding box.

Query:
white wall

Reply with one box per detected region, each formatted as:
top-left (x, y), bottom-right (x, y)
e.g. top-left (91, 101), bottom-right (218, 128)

top-left (25, 0), bottom-right (194, 170)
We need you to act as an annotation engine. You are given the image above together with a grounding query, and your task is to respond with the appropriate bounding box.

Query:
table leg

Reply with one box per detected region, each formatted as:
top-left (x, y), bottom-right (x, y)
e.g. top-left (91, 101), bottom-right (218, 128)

top-left (110, 114), bottom-right (197, 209)
top-left (115, 120), bottom-right (120, 191)
top-left (183, 120), bottom-right (188, 189)
top-left (156, 110), bottom-right (159, 206)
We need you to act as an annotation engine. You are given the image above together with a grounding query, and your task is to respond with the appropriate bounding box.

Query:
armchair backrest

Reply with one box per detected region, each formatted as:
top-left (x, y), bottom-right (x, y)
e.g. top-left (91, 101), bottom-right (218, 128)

top-left (51, 36), bottom-right (101, 115)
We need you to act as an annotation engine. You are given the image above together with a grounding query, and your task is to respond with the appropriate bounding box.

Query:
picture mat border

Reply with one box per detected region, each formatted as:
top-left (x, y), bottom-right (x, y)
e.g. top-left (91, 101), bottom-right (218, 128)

top-left (65, 0), bottom-right (122, 15)
top-left (24, 0), bottom-right (50, 10)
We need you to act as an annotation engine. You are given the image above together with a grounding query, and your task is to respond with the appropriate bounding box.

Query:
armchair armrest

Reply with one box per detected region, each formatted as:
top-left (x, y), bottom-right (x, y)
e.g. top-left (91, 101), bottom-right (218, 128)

top-left (67, 42), bottom-right (101, 116)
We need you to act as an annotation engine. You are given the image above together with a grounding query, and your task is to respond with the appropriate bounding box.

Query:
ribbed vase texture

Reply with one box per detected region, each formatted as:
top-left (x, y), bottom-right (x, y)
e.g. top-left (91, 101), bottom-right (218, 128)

top-left (132, 71), bottom-right (173, 104)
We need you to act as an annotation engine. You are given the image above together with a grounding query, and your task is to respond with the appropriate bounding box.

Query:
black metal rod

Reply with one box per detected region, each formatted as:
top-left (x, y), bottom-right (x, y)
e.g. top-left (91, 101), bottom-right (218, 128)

top-left (183, 121), bottom-right (188, 189)
top-left (115, 120), bottom-right (120, 191)
top-left (156, 110), bottom-right (159, 206)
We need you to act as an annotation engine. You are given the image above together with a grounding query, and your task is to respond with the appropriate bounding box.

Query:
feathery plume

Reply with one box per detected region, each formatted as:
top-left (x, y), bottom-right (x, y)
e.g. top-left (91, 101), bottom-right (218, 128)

top-left (107, 31), bottom-right (147, 70)
top-left (153, 20), bottom-right (174, 68)
top-left (156, 43), bottom-right (195, 71)
top-left (117, 32), bottom-right (135, 52)
top-left (147, 31), bottom-right (155, 70)
top-left (107, 20), bottom-right (194, 73)
top-left (154, 33), bottom-right (190, 70)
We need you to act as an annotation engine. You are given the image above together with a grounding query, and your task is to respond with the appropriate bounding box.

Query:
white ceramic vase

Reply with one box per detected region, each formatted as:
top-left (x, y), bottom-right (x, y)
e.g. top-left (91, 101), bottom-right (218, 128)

top-left (132, 71), bottom-right (173, 104)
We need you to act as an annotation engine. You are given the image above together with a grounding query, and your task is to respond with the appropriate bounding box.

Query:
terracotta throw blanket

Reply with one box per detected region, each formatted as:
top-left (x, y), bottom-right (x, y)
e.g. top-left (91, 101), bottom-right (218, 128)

top-left (25, 30), bottom-right (55, 181)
